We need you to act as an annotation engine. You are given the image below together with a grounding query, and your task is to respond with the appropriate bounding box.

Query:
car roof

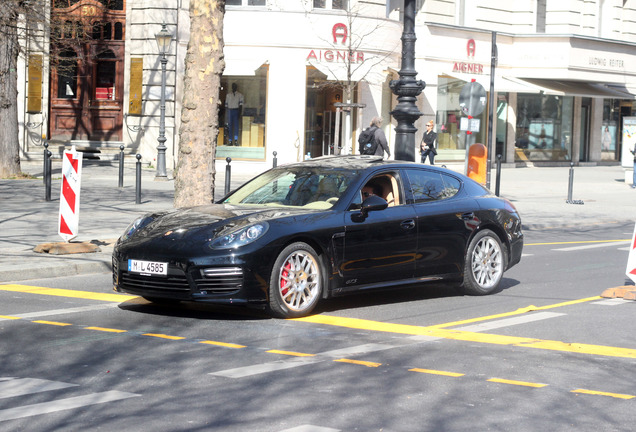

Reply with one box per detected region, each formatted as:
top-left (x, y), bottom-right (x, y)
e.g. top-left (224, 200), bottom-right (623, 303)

top-left (279, 155), bottom-right (445, 172)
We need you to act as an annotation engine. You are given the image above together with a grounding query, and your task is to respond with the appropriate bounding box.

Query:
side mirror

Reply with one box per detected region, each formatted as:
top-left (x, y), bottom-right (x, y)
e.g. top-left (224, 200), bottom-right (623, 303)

top-left (350, 195), bottom-right (388, 222)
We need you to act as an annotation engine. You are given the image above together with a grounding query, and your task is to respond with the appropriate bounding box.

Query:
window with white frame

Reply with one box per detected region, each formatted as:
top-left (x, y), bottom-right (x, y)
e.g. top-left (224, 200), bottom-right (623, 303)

top-left (313, 0), bottom-right (348, 10)
top-left (226, 0), bottom-right (266, 6)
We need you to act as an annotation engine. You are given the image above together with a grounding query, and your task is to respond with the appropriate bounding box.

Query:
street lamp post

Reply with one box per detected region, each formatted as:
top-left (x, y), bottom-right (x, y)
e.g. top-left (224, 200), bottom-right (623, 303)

top-left (389, 0), bottom-right (425, 161)
top-left (154, 23), bottom-right (173, 180)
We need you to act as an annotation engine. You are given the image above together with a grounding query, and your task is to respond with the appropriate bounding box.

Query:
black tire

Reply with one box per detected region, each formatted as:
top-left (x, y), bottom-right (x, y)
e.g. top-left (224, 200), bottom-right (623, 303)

top-left (461, 229), bottom-right (507, 295)
top-left (269, 242), bottom-right (323, 318)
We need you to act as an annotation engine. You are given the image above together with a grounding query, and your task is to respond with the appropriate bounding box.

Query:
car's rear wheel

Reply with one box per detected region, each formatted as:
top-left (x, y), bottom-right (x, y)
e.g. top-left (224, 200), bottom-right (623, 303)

top-left (462, 229), bottom-right (506, 295)
top-left (269, 242), bottom-right (323, 318)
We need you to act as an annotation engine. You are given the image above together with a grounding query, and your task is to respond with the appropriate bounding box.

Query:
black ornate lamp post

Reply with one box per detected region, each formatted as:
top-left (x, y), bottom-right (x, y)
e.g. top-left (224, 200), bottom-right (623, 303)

top-left (389, 0), bottom-right (425, 161)
top-left (154, 23), bottom-right (173, 180)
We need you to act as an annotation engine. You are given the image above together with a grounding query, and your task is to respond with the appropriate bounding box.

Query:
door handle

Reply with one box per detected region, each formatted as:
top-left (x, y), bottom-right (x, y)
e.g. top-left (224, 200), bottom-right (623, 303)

top-left (401, 219), bottom-right (415, 230)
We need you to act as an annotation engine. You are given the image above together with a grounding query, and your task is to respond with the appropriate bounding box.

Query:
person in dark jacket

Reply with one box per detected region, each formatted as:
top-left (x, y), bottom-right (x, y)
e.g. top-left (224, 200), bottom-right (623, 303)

top-left (420, 120), bottom-right (437, 164)
top-left (371, 117), bottom-right (391, 159)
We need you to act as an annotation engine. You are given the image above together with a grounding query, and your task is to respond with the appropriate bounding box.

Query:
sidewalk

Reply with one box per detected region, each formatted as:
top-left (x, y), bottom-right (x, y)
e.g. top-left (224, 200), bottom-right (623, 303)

top-left (0, 159), bottom-right (634, 283)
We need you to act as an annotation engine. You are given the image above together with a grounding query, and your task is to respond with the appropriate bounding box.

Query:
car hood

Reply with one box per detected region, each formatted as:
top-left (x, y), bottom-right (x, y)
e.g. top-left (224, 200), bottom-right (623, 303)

top-left (125, 203), bottom-right (324, 243)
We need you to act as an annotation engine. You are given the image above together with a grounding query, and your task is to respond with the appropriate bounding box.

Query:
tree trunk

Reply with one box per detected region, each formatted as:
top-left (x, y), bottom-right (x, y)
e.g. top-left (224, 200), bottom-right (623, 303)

top-left (174, 0), bottom-right (225, 207)
top-left (0, 2), bottom-right (22, 178)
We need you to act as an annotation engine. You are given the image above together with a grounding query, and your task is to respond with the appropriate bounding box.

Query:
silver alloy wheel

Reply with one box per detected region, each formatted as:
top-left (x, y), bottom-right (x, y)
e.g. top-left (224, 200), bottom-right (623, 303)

top-left (277, 249), bottom-right (321, 313)
top-left (470, 235), bottom-right (503, 289)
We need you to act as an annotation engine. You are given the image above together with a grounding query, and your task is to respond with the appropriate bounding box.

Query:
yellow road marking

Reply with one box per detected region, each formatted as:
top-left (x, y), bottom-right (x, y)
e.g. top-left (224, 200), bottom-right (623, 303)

top-left (293, 295), bottom-right (636, 360)
top-left (266, 349), bottom-right (316, 357)
top-left (0, 284), bottom-right (136, 302)
top-left (200, 340), bottom-right (246, 349)
top-left (32, 320), bottom-right (72, 326)
top-left (525, 239), bottom-right (629, 246)
top-left (85, 326), bottom-right (127, 333)
top-left (428, 296), bottom-right (602, 330)
top-left (0, 315), bottom-right (22, 320)
top-left (409, 368), bottom-right (464, 377)
top-left (142, 333), bottom-right (185, 340)
top-left (334, 358), bottom-right (381, 367)
top-left (571, 389), bottom-right (635, 400)
top-left (488, 378), bottom-right (547, 388)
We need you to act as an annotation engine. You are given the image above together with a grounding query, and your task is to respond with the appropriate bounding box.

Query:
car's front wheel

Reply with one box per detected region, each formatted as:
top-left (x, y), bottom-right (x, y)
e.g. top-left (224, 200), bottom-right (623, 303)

top-left (462, 229), bottom-right (506, 295)
top-left (269, 242), bottom-right (323, 318)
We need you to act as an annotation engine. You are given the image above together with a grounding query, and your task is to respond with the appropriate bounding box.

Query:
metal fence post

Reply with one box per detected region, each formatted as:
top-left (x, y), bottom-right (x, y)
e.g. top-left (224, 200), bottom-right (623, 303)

top-left (224, 157), bottom-right (232, 196)
top-left (43, 142), bottom-right (49, 184)
top-left (45, 150), bottom-right (52, 201)
top-left (135, 154), bottom-right (142, 204)
top-left (495, 154), bottom-right (502, 197)
top-left (118, 145), bottom-right (125, 188)
top-left (566, 162), bottom-right (584, 205)
top-left (273, 151), bottom-right (277, 168)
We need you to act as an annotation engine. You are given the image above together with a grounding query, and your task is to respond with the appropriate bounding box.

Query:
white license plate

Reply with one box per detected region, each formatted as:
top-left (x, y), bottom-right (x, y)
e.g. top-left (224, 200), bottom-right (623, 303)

top-left (128, 259), bottom-right (168, 276)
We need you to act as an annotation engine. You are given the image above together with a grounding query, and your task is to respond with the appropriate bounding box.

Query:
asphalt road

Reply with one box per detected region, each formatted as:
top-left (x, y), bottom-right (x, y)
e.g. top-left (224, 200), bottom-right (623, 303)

top-left (0, 222), bottom-right (635, 431)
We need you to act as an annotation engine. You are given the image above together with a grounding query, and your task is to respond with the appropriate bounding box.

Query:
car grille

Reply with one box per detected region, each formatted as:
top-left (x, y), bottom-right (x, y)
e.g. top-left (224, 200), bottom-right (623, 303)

top-left (119, 268), bottom-right (191, 297)
top-left (194, 267), bottom-right (243, 295)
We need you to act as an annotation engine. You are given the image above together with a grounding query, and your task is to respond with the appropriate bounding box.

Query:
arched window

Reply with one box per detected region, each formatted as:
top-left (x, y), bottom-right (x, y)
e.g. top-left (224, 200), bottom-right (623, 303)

top-left (114, 22), bottom-right (123, 40)
top-left (57, 50), bottom-right (78, 99)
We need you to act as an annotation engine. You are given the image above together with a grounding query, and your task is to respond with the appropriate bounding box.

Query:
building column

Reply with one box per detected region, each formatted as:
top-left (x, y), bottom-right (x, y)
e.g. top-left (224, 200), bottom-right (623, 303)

top-left (572, 97), bottom-right (582, 163)
top-left (589, 98), bottom-right (604, 162)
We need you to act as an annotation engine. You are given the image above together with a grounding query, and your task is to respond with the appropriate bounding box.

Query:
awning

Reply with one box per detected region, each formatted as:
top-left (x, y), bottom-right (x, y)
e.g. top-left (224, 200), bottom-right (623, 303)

top-left (516, 78), bottom-right (635, 99)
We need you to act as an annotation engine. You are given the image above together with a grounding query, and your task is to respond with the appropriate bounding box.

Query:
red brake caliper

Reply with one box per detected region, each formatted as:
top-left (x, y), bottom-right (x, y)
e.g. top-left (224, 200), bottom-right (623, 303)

top-left (280, 261), bottom-right (292, 295)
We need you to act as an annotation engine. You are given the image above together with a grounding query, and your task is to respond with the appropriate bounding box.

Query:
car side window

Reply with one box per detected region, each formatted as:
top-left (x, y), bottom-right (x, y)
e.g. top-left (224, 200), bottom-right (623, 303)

top-left (406, 169), bottom-right (460, 203)
top-left (350, 172), bottom-right (402, 209)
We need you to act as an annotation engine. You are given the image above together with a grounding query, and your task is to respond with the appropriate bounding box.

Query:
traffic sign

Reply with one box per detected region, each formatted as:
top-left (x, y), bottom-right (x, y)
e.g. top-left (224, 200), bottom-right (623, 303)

top-left (459, 81), bottom-right (487, 117)
top-left (58, 146), bottom-right (83, 242)
top-left (626, 222), bottom-right (636, 284)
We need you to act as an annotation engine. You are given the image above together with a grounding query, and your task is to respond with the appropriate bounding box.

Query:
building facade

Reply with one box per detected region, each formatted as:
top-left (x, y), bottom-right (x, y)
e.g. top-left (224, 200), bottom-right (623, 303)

top-left (16, 0), bottom-right (636, 179)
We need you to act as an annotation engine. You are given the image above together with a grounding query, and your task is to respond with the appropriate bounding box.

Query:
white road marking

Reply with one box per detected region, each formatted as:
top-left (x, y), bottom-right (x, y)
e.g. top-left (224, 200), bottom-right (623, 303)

top-left (13, 303), bottom-right (120, 319)
top-left (280, 426), bottom-right (340, 432)
top-left (0, 378), bottom-right (77, 399)
top-left (591, 298), bottom-right (631, 306)
top-left (453, 312), bottom-right (565, 332)
top-left (553, 241), bottom-right (630, 252)
top-left (0, 390), bottom-right (140, 422)
top-left (210, 343), bottom-right (397, 379)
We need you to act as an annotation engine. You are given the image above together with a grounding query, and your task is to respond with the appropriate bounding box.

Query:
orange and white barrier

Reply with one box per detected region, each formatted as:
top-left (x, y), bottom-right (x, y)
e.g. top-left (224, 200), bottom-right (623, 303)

top-left (58, 146), bottom-right (83, 242)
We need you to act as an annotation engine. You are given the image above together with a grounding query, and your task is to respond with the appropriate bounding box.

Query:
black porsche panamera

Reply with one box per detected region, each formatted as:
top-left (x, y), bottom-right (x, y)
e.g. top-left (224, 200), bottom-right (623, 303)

top-left (112, 155), bottom-right (523, 318)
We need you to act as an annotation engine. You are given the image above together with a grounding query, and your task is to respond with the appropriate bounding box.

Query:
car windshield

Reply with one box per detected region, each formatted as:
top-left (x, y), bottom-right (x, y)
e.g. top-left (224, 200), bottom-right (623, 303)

top-left (222, 167), bottom-right (358, 209)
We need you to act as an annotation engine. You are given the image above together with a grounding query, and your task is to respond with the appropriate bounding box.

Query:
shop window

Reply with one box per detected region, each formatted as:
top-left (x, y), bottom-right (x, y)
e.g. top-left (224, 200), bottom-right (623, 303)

top-left (217, 66), bottom-right (268, 160)
top-left (602, 99), bottom-right (620, 160)
top-left (515, 94), bottom-right (574, 162)
top-left (435, 75), bottom-right (488, 161)
top-left (56, 50), bottom-right (78, 99)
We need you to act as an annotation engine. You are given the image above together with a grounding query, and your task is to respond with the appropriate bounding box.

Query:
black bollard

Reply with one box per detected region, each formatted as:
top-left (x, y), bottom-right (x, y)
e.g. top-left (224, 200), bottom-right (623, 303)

top-left (135, 154), bottom-right (142, 204)
top-left (43, 142), bottom-right (49, 184)
top-left (224, 157), bottom-right (232, 196)
top-left (45, 150), bottom-right (52, 201)
top-left (273, 151), bottom-right (278, 168)
top-left (118, 145), bottom-right (125, 188)
top-left (495, 154), bottom-right (502, 197)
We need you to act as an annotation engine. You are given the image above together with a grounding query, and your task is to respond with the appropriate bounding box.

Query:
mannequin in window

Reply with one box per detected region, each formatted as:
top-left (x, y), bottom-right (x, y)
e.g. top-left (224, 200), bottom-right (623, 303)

top-left (225, 83), bottom-right (244, 146)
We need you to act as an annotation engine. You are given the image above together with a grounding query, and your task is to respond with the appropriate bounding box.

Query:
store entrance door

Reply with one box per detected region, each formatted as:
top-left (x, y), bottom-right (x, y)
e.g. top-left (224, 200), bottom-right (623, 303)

top-left (305, 67), bottom-right (342, 158)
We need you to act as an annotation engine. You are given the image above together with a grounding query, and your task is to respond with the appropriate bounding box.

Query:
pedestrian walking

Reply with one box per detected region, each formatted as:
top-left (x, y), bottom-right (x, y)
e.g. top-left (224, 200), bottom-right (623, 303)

top-left (420, 120), bottom-right (437, 164)
top-left (359, 117), bottom-right (391, 159)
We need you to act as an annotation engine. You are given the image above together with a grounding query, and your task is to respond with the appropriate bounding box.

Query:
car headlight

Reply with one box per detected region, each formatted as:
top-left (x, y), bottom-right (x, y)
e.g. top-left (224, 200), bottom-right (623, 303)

top-left (209, 223), bottom-right (269, 249)
top-left (120, 215), bottom-right (153, 241)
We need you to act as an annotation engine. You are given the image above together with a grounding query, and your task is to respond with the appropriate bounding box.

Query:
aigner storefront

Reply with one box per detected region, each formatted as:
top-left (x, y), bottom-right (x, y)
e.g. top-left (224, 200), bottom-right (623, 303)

top-left (217, 8), bottom-right (401, 171)
top-left (416, 24), bottom-right (636, 168)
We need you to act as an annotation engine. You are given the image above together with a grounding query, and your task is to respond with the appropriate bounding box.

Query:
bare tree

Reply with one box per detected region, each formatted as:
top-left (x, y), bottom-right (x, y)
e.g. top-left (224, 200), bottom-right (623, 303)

top-left (0, 1), bottom-right (25, 177)
top-left (173, 0), bottom-right (225, 207)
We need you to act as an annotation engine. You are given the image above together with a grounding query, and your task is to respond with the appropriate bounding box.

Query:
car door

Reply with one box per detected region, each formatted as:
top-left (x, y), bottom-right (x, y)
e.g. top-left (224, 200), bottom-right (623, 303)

top-left (341, 171), bottom-right (417, 287)
top-left (404, 168), bottom-right (479, 278)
